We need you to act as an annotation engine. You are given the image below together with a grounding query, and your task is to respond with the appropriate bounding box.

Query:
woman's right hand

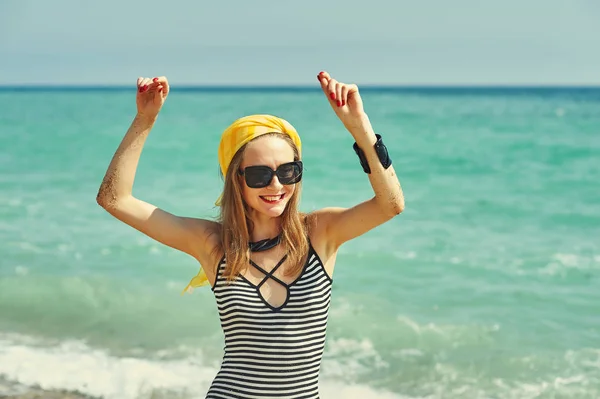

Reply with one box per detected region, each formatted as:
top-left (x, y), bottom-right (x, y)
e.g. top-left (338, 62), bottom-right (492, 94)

top-left (136, 76), bottom-right (169, 119)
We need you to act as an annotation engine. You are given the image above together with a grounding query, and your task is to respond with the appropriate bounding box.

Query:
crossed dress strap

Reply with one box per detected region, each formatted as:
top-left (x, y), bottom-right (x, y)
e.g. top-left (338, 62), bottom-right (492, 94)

top-left (249, 254), bottom-right (289, 289)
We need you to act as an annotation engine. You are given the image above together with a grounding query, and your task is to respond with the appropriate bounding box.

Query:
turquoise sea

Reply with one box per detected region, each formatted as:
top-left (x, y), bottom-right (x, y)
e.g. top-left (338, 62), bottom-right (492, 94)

top-left (0, 86), bottom-right (599, 398)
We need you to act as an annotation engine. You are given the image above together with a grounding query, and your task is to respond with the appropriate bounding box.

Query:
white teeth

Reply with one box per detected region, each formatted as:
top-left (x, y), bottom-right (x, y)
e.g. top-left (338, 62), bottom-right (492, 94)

top-left (262, 195), bottom-right (282, 201)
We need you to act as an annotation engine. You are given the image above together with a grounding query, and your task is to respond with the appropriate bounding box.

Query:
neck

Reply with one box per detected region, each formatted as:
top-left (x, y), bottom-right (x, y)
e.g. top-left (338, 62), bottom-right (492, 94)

top-left (249, 212), bottom-right (281, 242)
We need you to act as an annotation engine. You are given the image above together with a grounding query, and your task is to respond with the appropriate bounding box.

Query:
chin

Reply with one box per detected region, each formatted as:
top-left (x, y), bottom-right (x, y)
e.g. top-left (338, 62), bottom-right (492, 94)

top-left (254, 194), bottom-right (291, 218)
top-left (259, 202), bottom-right (289, 219)
top-left (261, 208), bottom-right (286, 219)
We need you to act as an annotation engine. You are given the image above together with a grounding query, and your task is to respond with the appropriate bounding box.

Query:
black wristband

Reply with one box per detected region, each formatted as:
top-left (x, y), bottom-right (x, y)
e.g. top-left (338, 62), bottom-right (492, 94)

top-left (353, 134), bottom-right (392, 174)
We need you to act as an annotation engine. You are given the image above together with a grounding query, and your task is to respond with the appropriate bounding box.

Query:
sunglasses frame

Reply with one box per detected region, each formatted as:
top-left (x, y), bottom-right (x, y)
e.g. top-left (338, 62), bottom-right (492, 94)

top-left (238, 161), bottom-right (303, 189)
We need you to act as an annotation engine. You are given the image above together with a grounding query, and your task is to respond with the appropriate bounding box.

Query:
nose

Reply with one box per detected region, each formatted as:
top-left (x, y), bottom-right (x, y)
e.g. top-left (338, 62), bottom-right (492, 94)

top-left (268, 173), bottom-right (283, 190)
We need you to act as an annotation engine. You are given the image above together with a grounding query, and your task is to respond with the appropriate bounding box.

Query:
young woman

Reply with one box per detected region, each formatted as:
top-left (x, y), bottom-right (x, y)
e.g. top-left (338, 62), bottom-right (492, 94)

top-left (96, 71), bottom-right (404, 399)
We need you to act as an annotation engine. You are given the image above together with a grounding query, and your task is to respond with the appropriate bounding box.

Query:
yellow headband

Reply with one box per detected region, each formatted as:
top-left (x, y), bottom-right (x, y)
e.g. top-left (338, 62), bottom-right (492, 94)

top-left (215, 114), bottom-right (302, 206)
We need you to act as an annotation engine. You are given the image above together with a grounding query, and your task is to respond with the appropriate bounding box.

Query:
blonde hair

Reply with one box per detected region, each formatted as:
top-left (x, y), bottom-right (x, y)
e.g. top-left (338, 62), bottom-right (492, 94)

top-left (215, 133), bottom-right (309, 282)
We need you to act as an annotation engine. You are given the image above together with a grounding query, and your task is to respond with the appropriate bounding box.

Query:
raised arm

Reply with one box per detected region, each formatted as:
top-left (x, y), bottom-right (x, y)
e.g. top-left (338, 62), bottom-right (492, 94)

top-left (96, 77), bottom-right (220, 280)
top-left (311, 71), bottom-right (405, 252)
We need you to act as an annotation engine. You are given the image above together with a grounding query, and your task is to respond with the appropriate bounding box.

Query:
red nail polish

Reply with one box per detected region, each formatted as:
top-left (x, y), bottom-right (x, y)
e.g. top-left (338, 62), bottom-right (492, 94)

top-left (330, 93), bottom-right (336, 100)
top-left (153, 77), bottom-right (158, 82)
top-left (342, 100), bottom-right (345, 106)
top-left (337, 100), bottom-right (342, 107)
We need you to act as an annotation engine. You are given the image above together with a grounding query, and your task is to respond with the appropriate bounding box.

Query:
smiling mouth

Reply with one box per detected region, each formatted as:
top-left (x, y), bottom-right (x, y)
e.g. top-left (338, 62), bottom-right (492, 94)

top-left (260, 194), bottom-right (285, 204)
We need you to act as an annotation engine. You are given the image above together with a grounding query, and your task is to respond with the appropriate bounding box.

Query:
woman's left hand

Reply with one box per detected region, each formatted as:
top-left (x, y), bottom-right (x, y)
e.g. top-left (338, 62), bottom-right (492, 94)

top-left (317, 71), bottom-right (368, 130)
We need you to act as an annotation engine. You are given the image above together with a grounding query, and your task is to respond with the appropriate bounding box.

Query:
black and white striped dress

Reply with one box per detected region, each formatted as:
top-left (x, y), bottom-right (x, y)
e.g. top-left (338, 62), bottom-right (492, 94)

top-left (206, 244), bottom-right (333, 399)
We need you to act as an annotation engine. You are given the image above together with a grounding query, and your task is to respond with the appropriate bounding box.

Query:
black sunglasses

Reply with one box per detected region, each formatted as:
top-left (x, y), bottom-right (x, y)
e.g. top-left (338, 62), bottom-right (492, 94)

top-left (238, 161), bottom-right (303, 189)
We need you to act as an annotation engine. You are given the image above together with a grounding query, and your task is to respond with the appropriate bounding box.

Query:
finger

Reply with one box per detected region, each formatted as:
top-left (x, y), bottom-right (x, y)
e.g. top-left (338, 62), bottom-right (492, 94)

top-left (153, 76), bottom-right (170, 94)
top-left (317, 72), bottom-right (328, 93)
top-left (147, 79), bottom-right (162, 92)
top-left (153, 87), bottom-right (163, 105)
top-left (137, 77), bottom-right (148, 92)
top-left (144, 78), bottom-right (161, 94)
top-left (348, 84), bottom-right (359, 97)
top-left (340, 84), bottom-right (349, 107)
top-left (317, 71), bottom-right (328, 83)
top-left (319, 71), bottom-right (331, 81)
top-left (327, 78), bottom-right (337, 102)
top-left (152, 84), bottom-right (165, 96)
top-left (153, 76), bottom-right (168, 85)
top-left (139, 77), bottom-right (152, 92)
top-left (336, 82), bottom-right (343, 107)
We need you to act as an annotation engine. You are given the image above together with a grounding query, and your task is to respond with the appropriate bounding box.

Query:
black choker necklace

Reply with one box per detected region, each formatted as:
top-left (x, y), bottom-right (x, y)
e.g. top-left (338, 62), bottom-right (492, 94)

top-left (249, 234), bottom-right (281, 252)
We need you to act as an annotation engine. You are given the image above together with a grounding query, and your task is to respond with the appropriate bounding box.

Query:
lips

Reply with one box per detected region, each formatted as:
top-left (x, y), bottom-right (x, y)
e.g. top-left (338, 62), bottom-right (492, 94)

top-left (260, 194), bottom-right (285, 204)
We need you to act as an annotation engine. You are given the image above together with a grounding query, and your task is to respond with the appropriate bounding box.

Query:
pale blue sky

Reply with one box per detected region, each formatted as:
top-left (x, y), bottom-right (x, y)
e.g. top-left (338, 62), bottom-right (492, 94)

top-left (1, 0), bottom-right (599, 85)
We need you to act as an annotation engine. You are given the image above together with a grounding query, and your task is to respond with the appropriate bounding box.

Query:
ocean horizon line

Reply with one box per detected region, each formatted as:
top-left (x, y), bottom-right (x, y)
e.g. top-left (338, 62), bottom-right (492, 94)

top-left (1, 84), bottom-right (600, 93)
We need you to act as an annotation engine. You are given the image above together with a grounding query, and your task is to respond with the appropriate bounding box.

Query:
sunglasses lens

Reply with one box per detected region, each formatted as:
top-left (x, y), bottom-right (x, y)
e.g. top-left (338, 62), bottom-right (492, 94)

top-left (244, 166), bottom-right (272, 188)
top-left (277, 162), bottom-right (302, 184)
